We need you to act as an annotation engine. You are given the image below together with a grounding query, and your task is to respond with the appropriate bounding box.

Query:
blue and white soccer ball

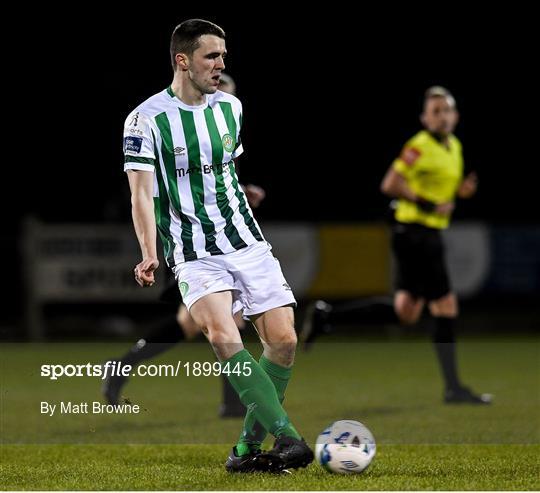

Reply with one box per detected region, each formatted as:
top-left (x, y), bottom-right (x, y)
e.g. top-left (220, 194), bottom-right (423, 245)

top-left (315, 420), bottom-right (376, 474)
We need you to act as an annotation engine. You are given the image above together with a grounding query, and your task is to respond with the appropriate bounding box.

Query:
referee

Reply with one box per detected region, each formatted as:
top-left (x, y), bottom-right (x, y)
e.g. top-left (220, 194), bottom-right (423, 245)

top-left (302, 87), bottom-right (492, 404)
top-left (380, 86), bottom-right (491, 404)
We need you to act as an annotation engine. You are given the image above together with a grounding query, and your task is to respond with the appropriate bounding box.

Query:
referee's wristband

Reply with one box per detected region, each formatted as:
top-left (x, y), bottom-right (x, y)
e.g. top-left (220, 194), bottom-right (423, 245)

top-left (414, 197), bottom-right (437, 213)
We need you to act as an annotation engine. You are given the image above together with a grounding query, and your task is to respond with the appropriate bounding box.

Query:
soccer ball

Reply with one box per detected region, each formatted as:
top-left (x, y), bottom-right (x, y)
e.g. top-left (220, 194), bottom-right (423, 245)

top-left (315, 420), bottom-right (376, 474)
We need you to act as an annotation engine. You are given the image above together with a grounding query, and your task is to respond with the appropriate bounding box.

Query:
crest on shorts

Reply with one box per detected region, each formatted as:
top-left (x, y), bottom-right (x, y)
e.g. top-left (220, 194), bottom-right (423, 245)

top-left (222, 133), bottom-right (235, 152)
top-left (179, 282), bottom-right (189, 298)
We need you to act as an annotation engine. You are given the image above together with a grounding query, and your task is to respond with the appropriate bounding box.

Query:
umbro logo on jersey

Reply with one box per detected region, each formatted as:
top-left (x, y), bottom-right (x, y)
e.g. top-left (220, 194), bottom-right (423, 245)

top-left (283, 283), bottom-right (292, 291)
top-left (174, 147), bottom-right (186, 156)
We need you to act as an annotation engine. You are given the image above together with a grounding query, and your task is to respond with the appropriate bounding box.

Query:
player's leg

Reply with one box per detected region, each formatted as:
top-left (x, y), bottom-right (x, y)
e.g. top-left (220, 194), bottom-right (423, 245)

top-left (301, 295), bottom-right (403, 349)
top-left (226, 242), bottom-right (313, 470)
top-left (179, 302), bottom-right (245, 416)
top-left (300, 288), bottom-right (423, 347)
top-left (177, 303), bottom-right (202, 340)
top-left (189, 291), bottom-right (303, 471)
top-left (300, 223), bottom-right (423, 349)
top-left (394, 290), bottom-right (425, 325)
top-left (249, 306), bottom-right (314, 470)
top-left (428, 292), bottom-right (460, 392)
top-left (428, 292), bottom-right (491, 404)
top-left (102, 303), bottom-right (189, 405)
top-left (235, 307), bottom-right (297, 455)
top-left (424, 229), bottom-right (491, 404)
top-left (219, 310), bottom-right (247, 418)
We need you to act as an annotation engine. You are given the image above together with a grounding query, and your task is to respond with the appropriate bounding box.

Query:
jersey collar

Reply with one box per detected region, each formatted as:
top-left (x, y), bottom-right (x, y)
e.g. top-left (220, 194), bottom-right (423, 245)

top-left (166, 86), bottom-right (208, 110)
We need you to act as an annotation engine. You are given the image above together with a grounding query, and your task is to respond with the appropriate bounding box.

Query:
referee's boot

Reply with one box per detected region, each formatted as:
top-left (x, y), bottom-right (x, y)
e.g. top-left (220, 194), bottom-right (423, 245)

top-left (444, 385), bottom-right (493, 404)
top-left (300, 300), bottom-right (333, 351)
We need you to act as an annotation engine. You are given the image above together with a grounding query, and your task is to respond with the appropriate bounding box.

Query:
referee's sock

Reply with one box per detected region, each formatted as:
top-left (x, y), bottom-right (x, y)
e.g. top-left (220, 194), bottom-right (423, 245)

top-left (329, 297), bottom-right (399, 325)
top-left (432, 316), bottom-right (461, 391)
top-left (120, 317), bottom-right (184, 367)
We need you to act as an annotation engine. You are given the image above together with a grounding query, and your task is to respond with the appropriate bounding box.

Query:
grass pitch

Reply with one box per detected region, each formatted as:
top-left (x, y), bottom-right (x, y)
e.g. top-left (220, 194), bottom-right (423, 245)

top-left (1, 334), bottom-right (539, 489)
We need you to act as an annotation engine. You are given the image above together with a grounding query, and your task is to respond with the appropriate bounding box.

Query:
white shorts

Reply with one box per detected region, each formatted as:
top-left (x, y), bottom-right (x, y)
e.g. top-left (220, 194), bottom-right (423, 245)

top-left (173, 242), bottom-right (296, 317)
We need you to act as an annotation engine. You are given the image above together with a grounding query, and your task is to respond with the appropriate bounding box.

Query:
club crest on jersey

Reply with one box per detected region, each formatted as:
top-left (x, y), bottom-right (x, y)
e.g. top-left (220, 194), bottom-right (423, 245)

top-left (124, 136), bottom-right (143, 154)
top-left (222, 133), bottom-right (235, 152)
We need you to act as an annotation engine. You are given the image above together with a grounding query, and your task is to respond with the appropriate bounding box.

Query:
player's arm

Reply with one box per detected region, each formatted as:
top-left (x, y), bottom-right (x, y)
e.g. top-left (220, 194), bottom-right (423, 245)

top-left (381, 166), bottom-right (454, 215)
top-left (380, 167), bottom-right (418, 202)
top-left (123, 110), bottom-right (159, 287)
top-left (381, 144), bottom-right (454, 215)
top-left (457, 171), bottom-right (478, 199)
top-left (127, 170), bottom-right (159, 287)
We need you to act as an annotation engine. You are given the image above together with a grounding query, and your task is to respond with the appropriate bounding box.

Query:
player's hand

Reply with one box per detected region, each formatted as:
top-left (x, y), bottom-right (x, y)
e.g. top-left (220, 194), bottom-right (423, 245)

top-left (435, 201), bottom-right (455, 216)
top-left (459, 172), bottom-right (478, 199)
top-left (134, 257), bottom-right (159, 287)
top-left (244, 184), bottom-right (266, 208)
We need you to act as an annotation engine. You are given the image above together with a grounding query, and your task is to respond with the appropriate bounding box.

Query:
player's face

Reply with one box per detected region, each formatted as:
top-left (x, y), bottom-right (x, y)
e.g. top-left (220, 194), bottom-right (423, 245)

top-left (421, 96), bottom-right (458, 136)
top-left (187, 35), bottom-right (226, 95)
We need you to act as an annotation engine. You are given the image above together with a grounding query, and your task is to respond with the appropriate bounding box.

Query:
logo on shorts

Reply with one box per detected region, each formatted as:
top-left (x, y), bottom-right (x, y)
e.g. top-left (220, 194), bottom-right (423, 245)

top-left (179, 282), bottom-right (189, 297)
top-left (283, 283), bottom-right (292, 291)
top-left (222, 133), bottom-right (234, 152)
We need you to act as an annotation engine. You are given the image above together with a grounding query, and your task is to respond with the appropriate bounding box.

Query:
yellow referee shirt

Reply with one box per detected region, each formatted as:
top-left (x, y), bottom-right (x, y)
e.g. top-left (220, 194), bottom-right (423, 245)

top-left (392, 130), bottom-right (463, 229)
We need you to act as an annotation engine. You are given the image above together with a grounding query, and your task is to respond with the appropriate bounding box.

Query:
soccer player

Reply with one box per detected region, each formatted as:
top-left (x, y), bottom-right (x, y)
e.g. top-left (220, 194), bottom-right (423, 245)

top-left (123, 19), bottom-right (313, 472)
top-left (301, 87), bottom-right (492, 404)
top-left (103, 75), bottom-right (264, 419)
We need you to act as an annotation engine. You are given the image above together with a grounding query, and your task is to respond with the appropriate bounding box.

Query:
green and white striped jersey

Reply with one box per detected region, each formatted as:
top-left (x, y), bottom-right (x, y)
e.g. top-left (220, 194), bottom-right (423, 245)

top-left (123, 87), bottom-right (264, 266)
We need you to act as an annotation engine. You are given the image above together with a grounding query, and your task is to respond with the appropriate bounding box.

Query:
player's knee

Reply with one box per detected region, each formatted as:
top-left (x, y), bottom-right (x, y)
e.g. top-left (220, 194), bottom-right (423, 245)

top-left (263, 328), bottom-right (297, 367)
top-left (397, 311), bottom-right (419, 325)
top-left (430, 302), bottom-right (458, 318)
top-left (273, 326), bottom-right (297, 348)
top-left (284, 328), bottom-right (298, 346)
top-left (204, 319), bottom-right (239, 344)
top-left (395, 301), bottom-right (421, 325)
top-left (429, 293), bottom-right (458, 318)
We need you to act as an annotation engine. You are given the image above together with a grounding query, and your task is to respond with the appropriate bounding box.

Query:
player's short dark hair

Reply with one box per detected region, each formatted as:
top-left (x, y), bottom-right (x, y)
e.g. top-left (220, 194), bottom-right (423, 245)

top-left (424, 86), bottom-right (456, 108)
top-left (170, 19), bottom-right (226, 71)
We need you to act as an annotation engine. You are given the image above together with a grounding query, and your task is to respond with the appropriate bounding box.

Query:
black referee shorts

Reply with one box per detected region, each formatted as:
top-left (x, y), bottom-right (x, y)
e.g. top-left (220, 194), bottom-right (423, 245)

top-left (391, 222), bottom-right (451, 301)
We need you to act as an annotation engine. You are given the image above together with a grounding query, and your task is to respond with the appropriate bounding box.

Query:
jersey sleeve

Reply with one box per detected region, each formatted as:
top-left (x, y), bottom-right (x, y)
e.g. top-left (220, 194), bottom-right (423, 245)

top-left (231, 102), bottom-right (244, 159)
top-left (392, 144), bottom-right (422, 178)
top-left (123, 110), bottom-right (156, 172)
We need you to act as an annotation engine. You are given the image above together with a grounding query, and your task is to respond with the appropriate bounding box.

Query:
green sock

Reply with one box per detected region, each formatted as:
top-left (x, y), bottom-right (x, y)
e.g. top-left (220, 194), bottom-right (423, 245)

top-left (237, 354), bottom-right (294, 454)
top-left (222, 349), bottom-right (300, 456)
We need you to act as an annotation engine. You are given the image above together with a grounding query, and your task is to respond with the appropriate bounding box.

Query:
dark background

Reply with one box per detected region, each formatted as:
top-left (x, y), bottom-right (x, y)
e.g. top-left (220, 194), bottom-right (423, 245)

top-left (2, 8), bottom-right (537, 332)
top-left (8, 8), bottom-right (537, 224)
